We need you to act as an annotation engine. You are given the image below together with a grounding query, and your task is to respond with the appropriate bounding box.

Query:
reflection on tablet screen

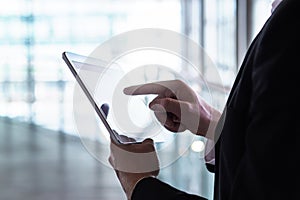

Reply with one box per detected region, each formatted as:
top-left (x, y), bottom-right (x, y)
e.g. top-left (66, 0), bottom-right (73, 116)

top-left (64, 52), bottom-right (174, 144)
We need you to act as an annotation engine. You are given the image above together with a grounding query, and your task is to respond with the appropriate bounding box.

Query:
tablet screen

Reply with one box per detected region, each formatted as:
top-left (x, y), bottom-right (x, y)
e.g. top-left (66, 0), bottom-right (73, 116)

top-left (62, 51), bottom-right (172, 144)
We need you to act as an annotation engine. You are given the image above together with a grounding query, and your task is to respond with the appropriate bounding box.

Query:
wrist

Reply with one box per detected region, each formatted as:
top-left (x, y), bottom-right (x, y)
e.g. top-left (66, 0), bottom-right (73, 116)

top-left (203, 108), bottom-right (221, 140)
top-left (195, 95), bottom-right (221, 139)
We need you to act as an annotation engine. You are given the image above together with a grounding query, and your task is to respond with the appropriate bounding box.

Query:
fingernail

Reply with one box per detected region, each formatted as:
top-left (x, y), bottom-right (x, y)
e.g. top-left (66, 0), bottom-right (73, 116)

top-left (123, 88), bottom-right (129, 94)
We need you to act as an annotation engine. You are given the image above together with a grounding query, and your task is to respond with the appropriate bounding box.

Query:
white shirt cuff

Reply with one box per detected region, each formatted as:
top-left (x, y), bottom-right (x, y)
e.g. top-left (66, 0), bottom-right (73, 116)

top-left (204, 139), bottom-right (215, 165)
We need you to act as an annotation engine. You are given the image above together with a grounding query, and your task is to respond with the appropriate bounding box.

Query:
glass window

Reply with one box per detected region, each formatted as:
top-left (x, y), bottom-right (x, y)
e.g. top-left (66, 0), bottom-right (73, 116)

top-left (203, 0), bottom-right (237, 91)
top-left (251, 0), bottom-right (272, 40)
top-left (0, 1), bottom-right (247, 199)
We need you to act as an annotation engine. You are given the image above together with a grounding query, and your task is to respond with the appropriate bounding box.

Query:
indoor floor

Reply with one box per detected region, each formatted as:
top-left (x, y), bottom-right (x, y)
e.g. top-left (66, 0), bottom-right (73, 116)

top-left (0, 117), bottom-right (125, 200)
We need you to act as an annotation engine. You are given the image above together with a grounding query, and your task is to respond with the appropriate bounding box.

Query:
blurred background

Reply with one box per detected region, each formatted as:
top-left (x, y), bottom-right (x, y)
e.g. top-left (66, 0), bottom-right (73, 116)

top-left (0, 0), bottom-right (272, 199)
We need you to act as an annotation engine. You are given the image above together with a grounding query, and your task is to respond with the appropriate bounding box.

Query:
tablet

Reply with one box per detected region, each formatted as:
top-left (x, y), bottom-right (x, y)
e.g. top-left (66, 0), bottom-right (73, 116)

top-left (62, 51), bottom-right (142, 144)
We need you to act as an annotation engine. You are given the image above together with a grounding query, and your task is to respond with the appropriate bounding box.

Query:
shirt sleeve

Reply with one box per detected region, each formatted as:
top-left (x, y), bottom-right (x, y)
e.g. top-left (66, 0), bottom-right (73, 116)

top-left (204, 139), bottom-right (215, 165)
top-left (204, 139), bottom-right (215, 173)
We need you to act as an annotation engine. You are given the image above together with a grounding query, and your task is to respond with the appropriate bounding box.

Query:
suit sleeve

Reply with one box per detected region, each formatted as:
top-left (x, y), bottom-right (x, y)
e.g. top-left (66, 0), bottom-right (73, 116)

top-left (229, 2), bottom-right (300, 199)
top-left (131, 177), bottom-right (207, 200)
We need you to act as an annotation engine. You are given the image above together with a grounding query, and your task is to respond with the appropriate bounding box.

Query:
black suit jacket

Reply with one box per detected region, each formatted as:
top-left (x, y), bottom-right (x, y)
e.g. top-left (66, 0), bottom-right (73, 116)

top-left (132, 0), bottom-right (300, 199)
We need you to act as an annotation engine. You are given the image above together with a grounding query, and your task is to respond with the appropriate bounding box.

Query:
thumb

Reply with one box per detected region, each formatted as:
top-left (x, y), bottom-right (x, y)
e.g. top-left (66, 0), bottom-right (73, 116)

top-left (101, 103), bottom-right (109, 118)
top-left (149, 98), bottom-right (189, 118)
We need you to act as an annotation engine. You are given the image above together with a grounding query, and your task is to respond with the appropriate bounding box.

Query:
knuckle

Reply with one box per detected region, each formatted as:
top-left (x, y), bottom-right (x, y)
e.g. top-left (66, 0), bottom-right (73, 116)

top-left (174, 79), bottom-right (184, 85)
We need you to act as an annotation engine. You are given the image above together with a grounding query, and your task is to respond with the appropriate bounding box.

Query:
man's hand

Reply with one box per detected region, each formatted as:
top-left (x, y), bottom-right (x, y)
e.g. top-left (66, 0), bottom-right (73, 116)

top-left (124, 79), bottom-right (219, 138)
top-left (102, 103), bottom-right (159, 200)
top-left (109, 139), bottom-right (159, 200)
